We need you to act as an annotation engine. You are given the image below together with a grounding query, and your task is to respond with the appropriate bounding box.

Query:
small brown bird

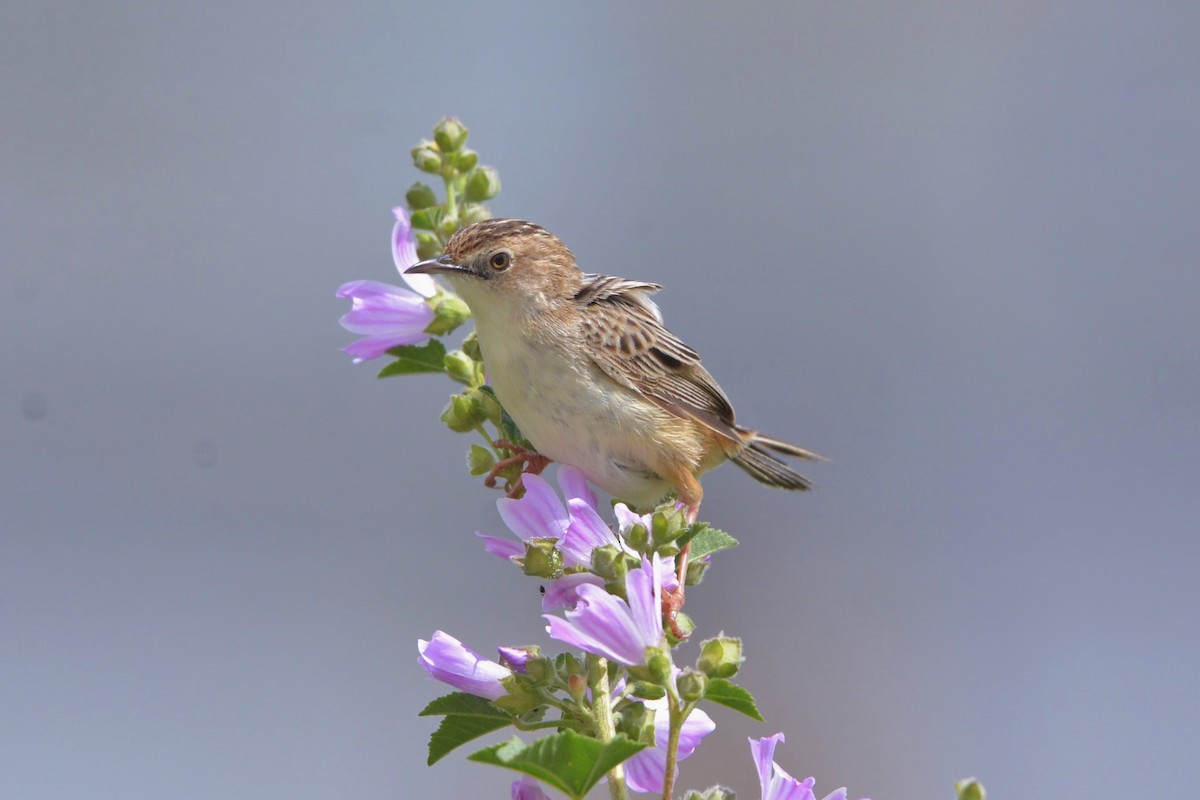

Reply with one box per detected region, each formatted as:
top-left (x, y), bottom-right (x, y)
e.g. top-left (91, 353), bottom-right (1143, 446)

top-left (407, 218), bottom-right (822, 524)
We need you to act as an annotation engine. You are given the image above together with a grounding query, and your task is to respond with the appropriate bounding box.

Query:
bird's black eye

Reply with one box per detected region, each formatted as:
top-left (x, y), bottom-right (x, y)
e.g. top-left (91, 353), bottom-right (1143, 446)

top-left (489, 251), bottom-right (512, 271)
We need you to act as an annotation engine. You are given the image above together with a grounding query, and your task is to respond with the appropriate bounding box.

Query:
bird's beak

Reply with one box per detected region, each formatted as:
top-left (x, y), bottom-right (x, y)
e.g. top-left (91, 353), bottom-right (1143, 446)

top-left (405, 255), bottom-right (473, 277)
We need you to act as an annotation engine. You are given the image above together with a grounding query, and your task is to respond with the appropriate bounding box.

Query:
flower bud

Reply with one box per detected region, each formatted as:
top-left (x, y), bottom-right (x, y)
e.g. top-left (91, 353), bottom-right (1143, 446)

top-left (440, 393), bottom-right (481, 433)
top-left (411, 140), bottom-right (442, 174)
top-left (615, 700), bottom-right (655, 744)
top-left (444, 349), bottom-right (477, 386)
top-left (646, 650), bottom-right (673, 685)
top-left (651, 506), bottom-right (687, 546)
top-left (460, 202), bottom-right (492, 225)
top-left (523, 538), bottom-right (562, 579)
top-left (416, 232), bottom-right (442, 261)
top-left (522, 654), bottom-right (552, 684)
top-left (667, 611), bottom-right (694, 643)
top-left (566, 673), bottom-right (588, 704)
top-left (684, 788), bottom-right (735, 800)
top-left (589, 544), bottom-right (624, 581)
top-left (676, 669), bottom-right (707, 703)
top-left (439, 214), bottom-right (461, 240)
top-left (625, 522), bottom-right (650, 552)
top-left (433, 117), bottom-right (469, 153)
top-left (955, 779), bottom-right (986, 800)
top-left (452, 148), bottom-right (479, 172)
top-left (630, 682), bottom-right (666, 700)
top-left (464, 166), bottom-right (502, 202)
top-left (467, 444), bottom-right (495, 476)
top-left (426, 293), bottom-right (472, 336)
top-left (461, 330), bottom-right (482, 361)
top-left (405, 181), bottom-right (438, 210)
top-left (697, 636), bottom-right (743, 679)
top-left (409, 208), bottom-right (437, 231)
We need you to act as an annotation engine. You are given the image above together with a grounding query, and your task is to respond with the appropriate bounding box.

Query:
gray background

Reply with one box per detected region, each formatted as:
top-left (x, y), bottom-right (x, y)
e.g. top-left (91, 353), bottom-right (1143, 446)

top-left (3, 2), bottom-right (1198, 798)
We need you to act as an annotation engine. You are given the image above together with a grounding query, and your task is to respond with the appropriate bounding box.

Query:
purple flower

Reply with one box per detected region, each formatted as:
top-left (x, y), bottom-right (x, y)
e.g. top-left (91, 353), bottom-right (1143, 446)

top-left (477, 467), bottom-right (605, 568)
top-left (337, 280), bottom-right (434, 362)
top-left (337, 208), bottom-right (438, 363)
top-left (543, 554), bottom-right (666, 666)
top-left (392, 206), bottom-right (436, 298)
top-left (751, 734), bottom-right (848, 800)
top-left (511, 776), bottom-right (552, 800)
top-left (624, 696), bottom-right (716, 795)
top-left (497, 646), bottom-right (532, 674)
top-left (417, 631), bottom-right (511, 701)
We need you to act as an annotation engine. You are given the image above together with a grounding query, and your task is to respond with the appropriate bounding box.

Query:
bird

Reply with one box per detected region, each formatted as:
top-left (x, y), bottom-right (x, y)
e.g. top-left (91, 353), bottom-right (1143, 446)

top-left (406, 218), bottom-right (823, 526)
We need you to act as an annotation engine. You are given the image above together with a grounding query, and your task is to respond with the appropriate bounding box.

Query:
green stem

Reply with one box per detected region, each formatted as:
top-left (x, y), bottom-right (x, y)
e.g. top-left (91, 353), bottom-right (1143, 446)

top-left (588, 655), bottom-right (629, 800)
top-left (444, 172), bottom-right (458, 221)
top-left (661, 698), bottom-right (684, 800)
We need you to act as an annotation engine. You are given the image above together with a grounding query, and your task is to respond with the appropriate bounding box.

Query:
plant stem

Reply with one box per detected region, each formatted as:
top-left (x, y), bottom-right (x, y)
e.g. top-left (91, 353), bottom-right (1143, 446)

top-left (661, 697), bottom-right (684, 800)
top-left (588, 655), bottom-right (629, 800)
top-left (443, 172), bottom-right (458, 221)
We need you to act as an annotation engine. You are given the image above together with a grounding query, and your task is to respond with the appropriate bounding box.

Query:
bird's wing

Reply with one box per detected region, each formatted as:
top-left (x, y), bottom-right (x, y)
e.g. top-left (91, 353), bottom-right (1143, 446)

top-left (575, 273), bottom-right (741, 442)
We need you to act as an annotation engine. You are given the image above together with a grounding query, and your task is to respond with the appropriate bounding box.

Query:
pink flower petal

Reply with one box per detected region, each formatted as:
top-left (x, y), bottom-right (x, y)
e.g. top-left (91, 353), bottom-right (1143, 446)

top-left (496, 474), bottom-right (568, 541)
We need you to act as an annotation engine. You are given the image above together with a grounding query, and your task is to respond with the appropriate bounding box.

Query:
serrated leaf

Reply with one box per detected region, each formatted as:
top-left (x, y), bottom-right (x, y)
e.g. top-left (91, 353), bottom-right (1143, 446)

top-left (377, 339), bottom-right (446, 378)
top-left (420, 692), bottom-right (510, 718)
top-left (419, 692), bottom-right (514, 765)
top-left (703, 678), bottom-right (764, 721)
top-left (468, 730), bottom-right (646, 799)
top-left (678, 524), bottom-right (739, 560)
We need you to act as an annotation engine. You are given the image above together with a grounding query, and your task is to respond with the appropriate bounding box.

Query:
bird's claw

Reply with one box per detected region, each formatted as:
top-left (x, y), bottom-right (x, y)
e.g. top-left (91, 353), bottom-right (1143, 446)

top-left (483, 439), bottom-right (551, 498)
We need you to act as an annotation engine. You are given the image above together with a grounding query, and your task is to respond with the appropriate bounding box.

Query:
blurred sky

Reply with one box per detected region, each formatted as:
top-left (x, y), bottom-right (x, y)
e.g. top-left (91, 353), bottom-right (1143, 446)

top-left (3, 2), bottom-right (1198, 798)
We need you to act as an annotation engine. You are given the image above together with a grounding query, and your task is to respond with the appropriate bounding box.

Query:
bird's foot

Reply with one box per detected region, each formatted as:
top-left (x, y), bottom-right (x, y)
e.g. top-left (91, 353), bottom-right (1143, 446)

top-left (484, 439), bottom-right (552, 498)
top-left (662, 540), bottom-right (693, 640)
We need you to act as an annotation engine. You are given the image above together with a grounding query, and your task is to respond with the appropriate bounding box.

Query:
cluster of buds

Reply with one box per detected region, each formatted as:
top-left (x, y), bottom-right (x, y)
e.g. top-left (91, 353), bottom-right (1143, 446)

top-left (408, 117), bottom-right (501, 259)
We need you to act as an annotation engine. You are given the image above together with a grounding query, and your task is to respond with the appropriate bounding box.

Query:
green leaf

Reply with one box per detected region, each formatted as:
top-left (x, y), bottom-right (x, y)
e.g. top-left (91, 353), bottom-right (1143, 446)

top-left (678, 524), bottom-right (739, 560)
top-left (377, 339), bottom-right (446, 378)
top-left (468, 730), bottom-right (646, 799)
top-left (419, 691), bottom-right (510, 718)
top-left (497, 406), bottom-right (533, 450)
top-left (703, 678), bottom-right (764, 721)
top-left (419, 693), bottom-right (513, 765)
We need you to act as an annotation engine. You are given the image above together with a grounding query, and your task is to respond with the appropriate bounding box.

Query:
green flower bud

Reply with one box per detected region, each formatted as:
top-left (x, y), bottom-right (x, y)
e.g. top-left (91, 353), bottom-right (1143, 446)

top-left (411, 140), bottom-right (441, 174)
top-left (684, 788), bottom-right (735, 800)
top-left (426, 293), bottom-right (472, 336)
top-left (651, 506), bottom-right (686, 546)
top-left (676, 669), bottom-right (707, 703)
top-left (440, 393), bottom-right (480, 433)
top-left (444, 349), bottom-right (476, 385)
top-left (615, 700), bottom-right (655, 744)
top-left (697, 636), bottom-right (743, 679)
top-left (452, 148), bottom-right (479, 172)
top-left (566, 673), bottom-right (588, 703)
top-left (433, 117), bottom-right (469, 153)
top-left (666, 611), bottom-right (694, 643)
top-left (646, 650), bottom-right (673, 686)
top-left (626, 522), bottom-right (650, 552)
top-left (460, 202), bottom-right (492, 225)
top-left (416, 232), bottom-right (442, 261)
top-left (409, 208), bottom-right (438, 231)
top-left (955, 779), bottom-right (986, 800)
top-left (405, 181), bottom-right (438, 210)
top-left (590, 544), bottom-right (624, 580)
top-left (461, 330), bottom-right (482, 361)
top-left (630, 681), bottom-right (666, 700)
top-left (464, 166), bottom-right (502, 202)
top-left (439, 215), bottom-right (461, 240)
top-left (523, 538), bottom-right (562, 579)
top-left (467, 444), bottom-right (494, 476)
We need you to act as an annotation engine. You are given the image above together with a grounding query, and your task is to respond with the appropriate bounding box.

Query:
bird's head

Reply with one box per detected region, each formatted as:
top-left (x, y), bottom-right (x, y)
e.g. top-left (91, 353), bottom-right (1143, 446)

top-left (405, 219), bottom-right (580, 310)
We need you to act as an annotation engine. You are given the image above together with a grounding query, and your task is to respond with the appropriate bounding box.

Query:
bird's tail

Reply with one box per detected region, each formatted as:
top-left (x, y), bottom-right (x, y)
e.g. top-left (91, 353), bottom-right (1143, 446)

top-left (729, 430), bottom-right (826, 492)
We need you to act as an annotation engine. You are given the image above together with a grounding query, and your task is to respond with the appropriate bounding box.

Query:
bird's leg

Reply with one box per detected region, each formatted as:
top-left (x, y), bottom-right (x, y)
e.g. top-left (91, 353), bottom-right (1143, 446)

top-left (662, 470), bottom-right (702, 640)
top-left (484, 439), bottom-right (552, 498)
